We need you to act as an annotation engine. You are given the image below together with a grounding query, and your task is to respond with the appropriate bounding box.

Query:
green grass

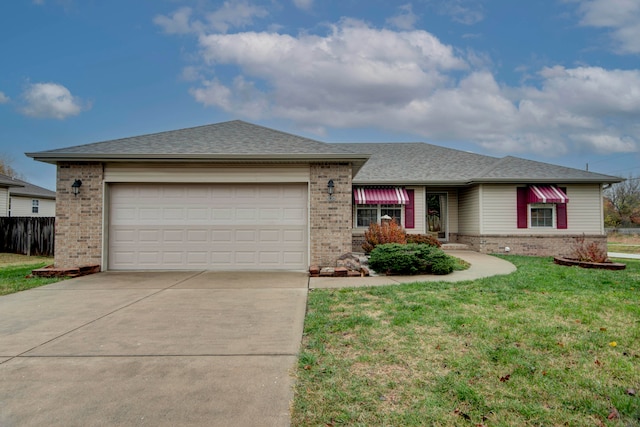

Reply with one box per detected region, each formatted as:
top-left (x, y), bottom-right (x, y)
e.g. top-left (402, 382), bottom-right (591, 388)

top-left (293, 256), bottom-right (640, 426)
top-left (608, 243), bottom-right (640, 254)
top-left (0, 263), bottom-right (67, 296)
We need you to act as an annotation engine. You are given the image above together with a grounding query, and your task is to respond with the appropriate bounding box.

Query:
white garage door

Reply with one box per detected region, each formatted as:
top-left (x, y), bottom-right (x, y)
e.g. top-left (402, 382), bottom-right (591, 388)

top-left (108, 183), bottom-right (307, 270)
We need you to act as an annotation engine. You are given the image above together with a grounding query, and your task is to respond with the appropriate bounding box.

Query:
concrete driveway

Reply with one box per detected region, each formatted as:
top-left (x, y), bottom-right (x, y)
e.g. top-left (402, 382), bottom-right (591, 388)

top-left (0, 271), bottom-right (309, 427)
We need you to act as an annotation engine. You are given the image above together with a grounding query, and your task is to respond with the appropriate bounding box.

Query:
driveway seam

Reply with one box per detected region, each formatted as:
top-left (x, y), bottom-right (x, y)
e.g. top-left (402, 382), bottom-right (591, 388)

top-left (1, 270), bottom-right (206, 365)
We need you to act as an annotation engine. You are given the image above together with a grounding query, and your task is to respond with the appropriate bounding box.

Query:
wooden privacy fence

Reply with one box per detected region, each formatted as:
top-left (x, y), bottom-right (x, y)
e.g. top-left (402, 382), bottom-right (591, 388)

top-left (0, 217), bottom-right (55, 256)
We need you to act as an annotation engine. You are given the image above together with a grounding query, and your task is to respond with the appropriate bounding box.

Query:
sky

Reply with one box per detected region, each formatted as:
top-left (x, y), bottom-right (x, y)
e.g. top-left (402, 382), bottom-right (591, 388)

top-left (1, 0), bottom-right (639, 190)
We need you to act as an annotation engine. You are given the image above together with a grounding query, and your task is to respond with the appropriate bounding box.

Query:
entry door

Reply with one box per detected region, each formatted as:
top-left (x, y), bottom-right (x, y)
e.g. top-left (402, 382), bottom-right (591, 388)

top-left (427, 192), bottom-right (447, 240)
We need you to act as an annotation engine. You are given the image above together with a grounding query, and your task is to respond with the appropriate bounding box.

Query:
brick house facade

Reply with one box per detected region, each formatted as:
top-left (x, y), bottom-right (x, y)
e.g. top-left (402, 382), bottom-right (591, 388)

top-left (28, 120), bottom-right (621, 271)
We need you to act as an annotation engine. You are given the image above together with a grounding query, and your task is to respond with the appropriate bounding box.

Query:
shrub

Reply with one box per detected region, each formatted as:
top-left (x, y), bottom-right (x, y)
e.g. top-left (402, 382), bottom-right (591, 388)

top-left (362, 220), bottom-right (407, 253)
top-left (572, 235), bottom-right (608, 263)
top-left (406, 233), bottom-right (442, 248)
top-left (368, 243), bottom-right (456, 275)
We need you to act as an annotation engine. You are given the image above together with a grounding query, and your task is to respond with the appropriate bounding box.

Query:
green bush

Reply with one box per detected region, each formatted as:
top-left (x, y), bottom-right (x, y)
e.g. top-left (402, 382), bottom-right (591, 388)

top-left (368, 243), bottom-right (455, 275)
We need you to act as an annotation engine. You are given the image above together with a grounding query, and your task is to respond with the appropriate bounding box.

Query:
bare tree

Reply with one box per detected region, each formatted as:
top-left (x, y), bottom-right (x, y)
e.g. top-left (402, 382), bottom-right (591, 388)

top-left (604, 175), bottom-right (640, 228)
top-left (0, 153), bottom-right (25, 180)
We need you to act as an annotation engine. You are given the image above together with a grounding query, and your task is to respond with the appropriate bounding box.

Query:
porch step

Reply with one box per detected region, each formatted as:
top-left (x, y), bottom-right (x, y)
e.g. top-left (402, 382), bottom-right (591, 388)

top-left (441, 243), bottom-right (471, 251)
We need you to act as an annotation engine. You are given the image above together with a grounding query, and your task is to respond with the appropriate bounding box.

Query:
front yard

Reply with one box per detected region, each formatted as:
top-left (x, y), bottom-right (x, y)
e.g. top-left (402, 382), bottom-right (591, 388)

top-left (0, 254), bottom-right (66, 296)
top-left (608, 232), bottom-right (640, 255)
top-left (293, 256), bottom-right (640, 426)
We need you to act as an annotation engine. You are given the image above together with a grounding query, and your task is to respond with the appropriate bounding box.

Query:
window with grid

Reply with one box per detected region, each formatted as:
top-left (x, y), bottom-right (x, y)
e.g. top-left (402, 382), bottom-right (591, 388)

top-left (530, 204), bottom-right (553, 227)
top-left (32, 199), bottom-right (39, 214)
top-left (356, 204), bottom-right (402, 227)
top-left (381, 204), bottom-right (402, 224)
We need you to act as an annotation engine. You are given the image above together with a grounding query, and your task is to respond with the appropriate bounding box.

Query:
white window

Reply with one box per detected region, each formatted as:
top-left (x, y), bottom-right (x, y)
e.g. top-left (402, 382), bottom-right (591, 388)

top-left (529, 203), bottom-right (554, 228)
top-left (32, 199), bottom-right (39, 214)
top-left (355, 204), bottom-right (402, 228)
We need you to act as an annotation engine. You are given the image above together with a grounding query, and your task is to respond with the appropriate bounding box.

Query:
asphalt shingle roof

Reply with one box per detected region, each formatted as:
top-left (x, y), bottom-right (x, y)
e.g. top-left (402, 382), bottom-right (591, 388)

top-left (338, 143), bottom-right (499, 184)
top-left (0, 173), bottom-right (24, 188)
top-left (26, 120), bottom-right (621, 184)
top-left (8, 177), bottom-right (55, 199)
top-left (337, 143), bottom-right (621, 184)
top-left (28, 120), bottom-right (358, 158)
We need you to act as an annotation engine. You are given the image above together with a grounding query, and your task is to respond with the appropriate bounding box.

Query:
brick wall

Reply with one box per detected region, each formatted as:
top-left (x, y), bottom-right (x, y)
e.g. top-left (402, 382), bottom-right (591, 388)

top-left (55, 162), bottom-right (104, 269)
top-left (457, 234), bottom-right (607, 257)
top-left (309, 163), bottom-right (353, 266)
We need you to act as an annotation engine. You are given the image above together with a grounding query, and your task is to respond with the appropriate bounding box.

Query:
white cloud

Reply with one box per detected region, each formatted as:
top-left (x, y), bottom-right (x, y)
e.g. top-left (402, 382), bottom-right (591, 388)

top-left (292, 0), bottom-right (313, 11)
top-left (20, 82), bottom-right (87, 119)
top-left (154, 1), bottom-right (267, 35)
top-left (438, 0), bottom-right (484, 25)
top-left (160, 13), bottom-right (640, 158)
top-left (573, 0), bottom-right (640, 54)
top-left (0, 91), bottom-right (9, 104)
top-left (154, 7), bottom-right (196, 35)
top-left (387, 4), bottom-right (419, 30)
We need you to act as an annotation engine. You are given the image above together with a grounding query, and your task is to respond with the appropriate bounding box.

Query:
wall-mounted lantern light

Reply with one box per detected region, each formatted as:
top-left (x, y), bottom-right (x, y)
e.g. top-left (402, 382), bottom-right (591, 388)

top-left (71, 179), bottom-right (82, 197)
top-left (327, 179), bottom-right (335, 195)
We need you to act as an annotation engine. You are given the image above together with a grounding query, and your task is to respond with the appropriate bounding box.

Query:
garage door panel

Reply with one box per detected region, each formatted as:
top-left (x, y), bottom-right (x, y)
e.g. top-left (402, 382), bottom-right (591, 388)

top-left (212, 230), bottom-right (233, 242)
top-left (109, 184), bottom-right (307, 270)
top-left (283, 229), bottom-right (304, 242)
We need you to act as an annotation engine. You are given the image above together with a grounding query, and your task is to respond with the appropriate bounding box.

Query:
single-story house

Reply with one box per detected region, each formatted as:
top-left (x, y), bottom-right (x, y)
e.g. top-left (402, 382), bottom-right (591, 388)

top-left (26, 120), bottom-right (621, 271)
top-left (0, 174), bottom-right (24, 217)
top-left (6, 176), bottom-right (56, 217)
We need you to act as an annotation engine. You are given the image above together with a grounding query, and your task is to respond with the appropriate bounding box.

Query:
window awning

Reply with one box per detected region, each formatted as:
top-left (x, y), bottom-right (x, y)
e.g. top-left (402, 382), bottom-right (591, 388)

top-left (354, 187), bottom-right (409, 205)
top-left (527, 185), bottom-right (569, 204)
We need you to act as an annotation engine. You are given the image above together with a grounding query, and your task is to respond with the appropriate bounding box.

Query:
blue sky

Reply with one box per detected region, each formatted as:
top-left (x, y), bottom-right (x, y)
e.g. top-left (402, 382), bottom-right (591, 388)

top-left (1, 0), bottom-right (639, 190)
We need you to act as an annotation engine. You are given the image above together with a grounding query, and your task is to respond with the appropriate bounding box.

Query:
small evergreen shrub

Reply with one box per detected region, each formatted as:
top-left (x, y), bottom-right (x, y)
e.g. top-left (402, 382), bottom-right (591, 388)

top-left (406, 233), bottom-right (442, 248)
top-left (368, 243), bottom-right (456, 275)
top-left (362, 220), bottom-right (407, 253)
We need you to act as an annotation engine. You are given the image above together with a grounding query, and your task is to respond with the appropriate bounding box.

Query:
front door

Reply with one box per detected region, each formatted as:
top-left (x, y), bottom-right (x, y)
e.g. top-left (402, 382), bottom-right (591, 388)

top-left (426, 192), bottom-right (447, 241)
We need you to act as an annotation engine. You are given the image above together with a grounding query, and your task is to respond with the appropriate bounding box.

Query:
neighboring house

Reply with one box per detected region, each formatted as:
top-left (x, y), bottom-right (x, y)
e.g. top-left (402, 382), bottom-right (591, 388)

top-left (26, 120), bottom-right (621, 271)
top-left (0, 174), bottom-right (24, 217)
top-left (6, 177), bottom-right (56, 217)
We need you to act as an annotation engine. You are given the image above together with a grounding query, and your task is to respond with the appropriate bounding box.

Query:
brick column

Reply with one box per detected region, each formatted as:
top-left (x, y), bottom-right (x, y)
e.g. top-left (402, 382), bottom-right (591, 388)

top-left (309, 163), bottom-right (353, 266)
top-left (55, 162), bottom-right (104, 269)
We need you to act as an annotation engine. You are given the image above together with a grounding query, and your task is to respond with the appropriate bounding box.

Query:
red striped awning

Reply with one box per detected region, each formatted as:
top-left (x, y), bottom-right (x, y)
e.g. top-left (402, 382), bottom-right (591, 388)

top-left (527, 185), bottom-right (569, 204)
top-left (354, 187), bottom-right (409, 204)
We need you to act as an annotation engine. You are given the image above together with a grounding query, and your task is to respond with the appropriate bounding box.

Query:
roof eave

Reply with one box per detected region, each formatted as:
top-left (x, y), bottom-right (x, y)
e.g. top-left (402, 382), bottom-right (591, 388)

top-left (26, 152), bottom-right (371, 176)
top-left (468, 177), bottom-right (624, 184)
top-left (352, 179), bottom-right (471, 186)
top-left (10, 192), bottom-right (55, 199)
top-left (26, 152), bottom-right (370, 163)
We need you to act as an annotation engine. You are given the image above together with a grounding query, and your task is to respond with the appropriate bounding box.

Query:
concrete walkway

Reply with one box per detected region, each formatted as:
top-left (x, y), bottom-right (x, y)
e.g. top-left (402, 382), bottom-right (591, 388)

top-left (310, 250), bottom-right (517, 289)
top-left (608, 252), bottom-right (640, 259)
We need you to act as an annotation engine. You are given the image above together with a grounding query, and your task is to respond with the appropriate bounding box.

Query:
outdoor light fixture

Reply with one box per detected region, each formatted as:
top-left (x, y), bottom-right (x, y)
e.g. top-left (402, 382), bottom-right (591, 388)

top-left (71, 179), bottom-right (82, 196)
top-left (327, 179), bottom-right (335, 195)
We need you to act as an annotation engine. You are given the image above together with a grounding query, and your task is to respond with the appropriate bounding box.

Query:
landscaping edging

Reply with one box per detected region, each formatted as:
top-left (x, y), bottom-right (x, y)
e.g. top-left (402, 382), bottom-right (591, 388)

top-left (553, 256), bottom-right (626, 270)
top-left (30, 264), bottom-right (101, 278)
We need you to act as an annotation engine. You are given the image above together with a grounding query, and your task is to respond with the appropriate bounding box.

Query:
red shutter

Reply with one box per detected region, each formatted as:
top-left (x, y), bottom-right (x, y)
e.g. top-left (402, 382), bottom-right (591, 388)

top-left (405, 189), bottom-right (415, 229)
top-left (517, 187), bottom-right (528, 228)
top-left (557, 187), bottom-right (568, 229)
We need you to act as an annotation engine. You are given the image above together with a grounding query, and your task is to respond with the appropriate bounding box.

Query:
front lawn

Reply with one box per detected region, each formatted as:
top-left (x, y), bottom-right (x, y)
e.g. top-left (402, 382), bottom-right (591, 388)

top-left (608, 233), bottom-right (640, 254)
top-left (0, 258), bottom-right (67, 296)
top-left (293, 256), bottom-right (640, 426)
